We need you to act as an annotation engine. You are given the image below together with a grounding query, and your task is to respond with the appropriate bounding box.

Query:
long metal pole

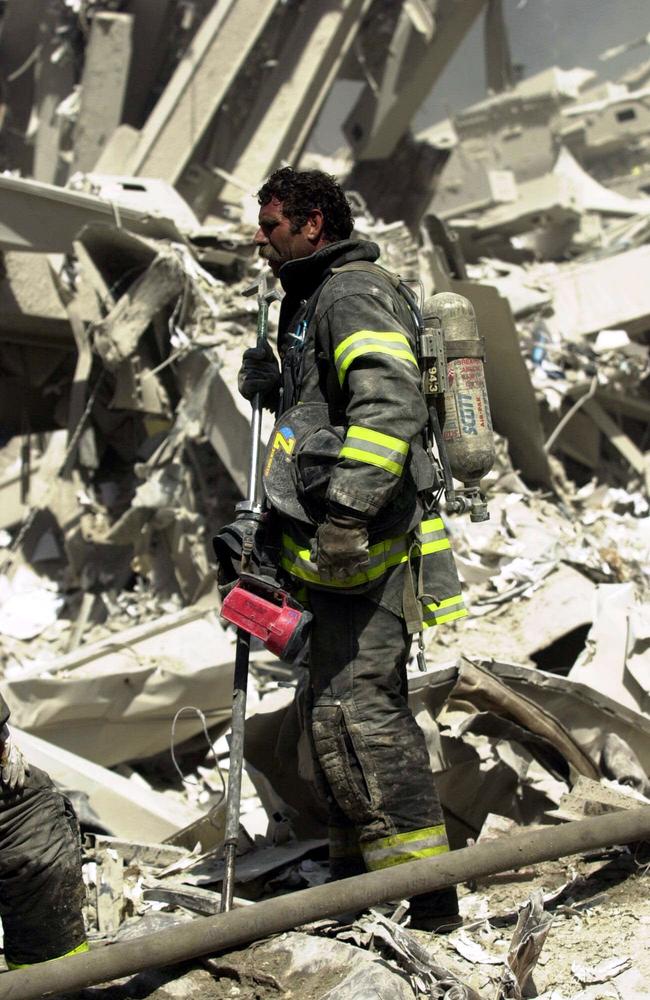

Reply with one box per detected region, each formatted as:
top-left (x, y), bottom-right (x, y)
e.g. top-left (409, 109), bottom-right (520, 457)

top-left (4, 806), bottom-right (650, 999)
top-left (219, 629), bottom-right (250, 912)
top-left (220, 276), bottom-right (271, 911)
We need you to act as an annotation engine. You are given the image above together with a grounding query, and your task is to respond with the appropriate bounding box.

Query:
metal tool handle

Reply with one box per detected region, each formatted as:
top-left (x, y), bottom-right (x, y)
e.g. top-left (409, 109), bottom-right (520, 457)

top-left (221, 275), bottom-right (272, 912)
top-left (245, 272), bottom-right (270, 511)
top-left (220, 629), bottom-right (250, 912)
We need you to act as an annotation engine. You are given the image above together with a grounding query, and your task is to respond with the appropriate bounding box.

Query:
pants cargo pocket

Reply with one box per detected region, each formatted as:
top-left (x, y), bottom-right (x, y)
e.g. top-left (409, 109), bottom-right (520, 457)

top-left (312, 703), bottom-right (383, 827)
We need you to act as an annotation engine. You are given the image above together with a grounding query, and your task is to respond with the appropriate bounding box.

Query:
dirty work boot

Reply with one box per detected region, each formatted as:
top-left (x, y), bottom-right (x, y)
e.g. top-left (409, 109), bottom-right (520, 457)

top-left (408, 886), bottom-right (462, 933)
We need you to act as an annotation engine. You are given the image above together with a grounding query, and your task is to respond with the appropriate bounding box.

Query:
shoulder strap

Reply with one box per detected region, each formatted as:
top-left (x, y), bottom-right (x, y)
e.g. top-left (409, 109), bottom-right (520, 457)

top-left (330, 260), bottom-right (423, 342)
top-left (329, 260), bottom-right (402, 290)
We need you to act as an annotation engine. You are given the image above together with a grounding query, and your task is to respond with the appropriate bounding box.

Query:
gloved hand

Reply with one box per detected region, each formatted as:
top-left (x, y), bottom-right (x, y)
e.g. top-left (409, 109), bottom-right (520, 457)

top-left (312, 511), bottom-right (369, 581)
top-left (238, 340), bottom-right (281, 404)
top-left (0, 725), bottom-right (28, 791)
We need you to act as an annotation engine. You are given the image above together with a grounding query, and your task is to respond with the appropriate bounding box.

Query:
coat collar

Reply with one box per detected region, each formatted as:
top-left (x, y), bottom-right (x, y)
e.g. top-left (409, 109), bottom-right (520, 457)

top-left (278, 239), bottom-right (381, 299)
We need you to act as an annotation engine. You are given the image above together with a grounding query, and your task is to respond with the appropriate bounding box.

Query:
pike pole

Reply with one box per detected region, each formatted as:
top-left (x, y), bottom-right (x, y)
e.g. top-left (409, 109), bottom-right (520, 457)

top-left (220, 273), bottom-right (274, 912)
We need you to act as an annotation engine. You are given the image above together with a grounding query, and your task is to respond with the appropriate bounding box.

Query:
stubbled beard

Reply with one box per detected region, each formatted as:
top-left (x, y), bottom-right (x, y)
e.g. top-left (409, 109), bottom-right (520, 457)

top-left (259, 247), bottom-right (283, 265)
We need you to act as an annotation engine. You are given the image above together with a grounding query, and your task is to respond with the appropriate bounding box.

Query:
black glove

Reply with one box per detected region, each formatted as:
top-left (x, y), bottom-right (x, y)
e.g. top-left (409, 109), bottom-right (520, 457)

top-left (0, 725), bottom-right (28, 792)
top-left (312, 510), bottom-right (369, 581)
top-left (238, 341), bottom-right (281, 405)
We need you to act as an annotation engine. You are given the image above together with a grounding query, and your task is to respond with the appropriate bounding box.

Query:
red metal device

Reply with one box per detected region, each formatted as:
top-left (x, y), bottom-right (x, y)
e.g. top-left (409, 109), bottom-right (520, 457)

top-left (221, 576), bottom-right (312, 662)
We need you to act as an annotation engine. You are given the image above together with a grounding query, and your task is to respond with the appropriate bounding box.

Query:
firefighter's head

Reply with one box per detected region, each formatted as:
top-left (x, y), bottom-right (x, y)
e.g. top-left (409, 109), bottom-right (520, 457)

top-left (254, 167), bottom-right (354, 276)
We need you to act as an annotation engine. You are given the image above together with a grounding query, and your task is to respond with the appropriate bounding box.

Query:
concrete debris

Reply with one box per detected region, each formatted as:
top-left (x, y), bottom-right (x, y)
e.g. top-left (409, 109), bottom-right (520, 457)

top-left (0, 1), bottom-right (649, 996)
top-left (571, 956), bottom-right (632, 986)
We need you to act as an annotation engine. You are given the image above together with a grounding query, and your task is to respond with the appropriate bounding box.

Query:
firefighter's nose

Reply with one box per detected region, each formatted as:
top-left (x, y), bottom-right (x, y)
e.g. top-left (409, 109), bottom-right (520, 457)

top-left (254, 227), bottom-right (267, 247)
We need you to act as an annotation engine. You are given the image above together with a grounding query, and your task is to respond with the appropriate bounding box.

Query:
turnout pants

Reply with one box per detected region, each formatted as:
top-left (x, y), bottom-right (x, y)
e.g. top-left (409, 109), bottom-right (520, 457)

top-left (307, 589), bottom-right (457, 919)
top-left (0, 765), bottom-right (87, 968)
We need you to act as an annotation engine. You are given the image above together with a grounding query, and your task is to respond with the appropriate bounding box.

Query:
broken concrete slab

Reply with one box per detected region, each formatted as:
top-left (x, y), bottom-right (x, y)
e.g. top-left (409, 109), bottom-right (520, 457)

top-left (129, 0), bottom-right (283, 186)
top-left (543, 243), bottom-right (650, 341)
top-left (3, 605), bottom-right (238, 765)
top-left (15, 728), bottom-right (202, 842)
top-left (0, 173), bottom-right (186, 253)
top-left (72, 12), bottom-right (134, 174)
top-left (569, 583), bottom-right (650, 717)
top-left (92, 250), bottom-right (186, 370)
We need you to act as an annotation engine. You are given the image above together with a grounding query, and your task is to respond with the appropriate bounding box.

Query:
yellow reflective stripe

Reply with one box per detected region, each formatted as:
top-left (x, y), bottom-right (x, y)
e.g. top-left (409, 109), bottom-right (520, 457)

top-left (420, 538), bottom-right (451, 555)
top-left (7, 940), bottom-right (89, 970)
top-left (347, 426), bottom-right (409, 455)
top-left (280, 549), bottom-right (392, 589)
top-left (334, 330), bottom-right (412, 364)
top-left (422, 594), bottom-right (467, 629)
top-left (421, 517), bottom-right (444, 533)
top-left (339, 446), bottom-right (403, 477)
top-left (281, 525), bottom-right (452, 589)
top-left (280, 540), bottom-right (450, 588)
top-left (423, 595), bottom-right (466, 612)
top-left (338, 344), bottom-right (418, 386)
top-left (340, 425), bottom-right (409, 478)
top-left (366, 844), bottom-right (449, 869)
top-left (280, 517), bottom-right (464, 629)
top-left (368, 824), bottom-right (448, 850)
top-left (282, 529), bottom-right (404, 564)
top-left (363, 824), bottom-right (450, 871)
top-left (423, 607), bottom-right (468, 628)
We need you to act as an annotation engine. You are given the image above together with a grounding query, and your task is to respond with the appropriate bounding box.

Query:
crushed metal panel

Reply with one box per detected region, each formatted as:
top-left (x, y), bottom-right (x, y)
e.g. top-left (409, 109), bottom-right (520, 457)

top-left (75, 222), bottom-right (159, 295)
top-left (129, 0), bottom-right (282, 184)
top-left (14, 729), bottom-right (202, 841)
top-left (569, 583), bottom-right (649, 715)
top-left (410, 659), bottom-right (650, 774)
top-left (80, 174), bottom-right (200, 233)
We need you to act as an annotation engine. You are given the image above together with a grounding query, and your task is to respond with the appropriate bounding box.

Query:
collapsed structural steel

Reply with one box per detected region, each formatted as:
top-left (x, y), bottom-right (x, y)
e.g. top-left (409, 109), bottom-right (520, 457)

top-left (2, 806), bottom-right (650, 999)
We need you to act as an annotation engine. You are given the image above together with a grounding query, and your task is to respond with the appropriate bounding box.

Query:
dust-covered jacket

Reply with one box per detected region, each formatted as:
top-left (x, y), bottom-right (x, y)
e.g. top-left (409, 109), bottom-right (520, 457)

top-left (270, 238), bottom-right (466, 630)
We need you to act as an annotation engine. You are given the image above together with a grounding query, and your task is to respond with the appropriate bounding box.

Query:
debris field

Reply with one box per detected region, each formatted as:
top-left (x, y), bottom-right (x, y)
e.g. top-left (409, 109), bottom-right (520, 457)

top-left (0, 2), bottom-right (649, 998)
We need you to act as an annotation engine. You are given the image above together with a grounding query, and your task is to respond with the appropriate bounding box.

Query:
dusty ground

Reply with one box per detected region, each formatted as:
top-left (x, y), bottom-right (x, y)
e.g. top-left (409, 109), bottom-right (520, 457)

top-left (49, 846), bottom-right (648, 1000)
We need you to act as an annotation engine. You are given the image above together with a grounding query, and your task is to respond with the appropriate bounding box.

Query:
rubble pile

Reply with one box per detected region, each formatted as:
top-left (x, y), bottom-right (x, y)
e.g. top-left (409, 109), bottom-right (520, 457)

top-left (0, 1), bottom-right (649, 998)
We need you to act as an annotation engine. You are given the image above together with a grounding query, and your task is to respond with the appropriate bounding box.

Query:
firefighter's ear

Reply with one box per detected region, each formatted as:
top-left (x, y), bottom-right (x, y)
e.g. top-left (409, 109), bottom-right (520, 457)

top-left (304, 208), bottom-right (325, 244)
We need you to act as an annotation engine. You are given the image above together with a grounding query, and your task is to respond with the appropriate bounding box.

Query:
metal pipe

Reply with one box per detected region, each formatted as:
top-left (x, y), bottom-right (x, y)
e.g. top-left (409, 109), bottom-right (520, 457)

top-left (4, 806), bottom-right (650, 999)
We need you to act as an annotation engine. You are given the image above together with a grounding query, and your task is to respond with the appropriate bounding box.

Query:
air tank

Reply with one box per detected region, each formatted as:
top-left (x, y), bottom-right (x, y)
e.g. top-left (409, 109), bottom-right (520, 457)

top-left (422, 292), bottom-right (495, 521)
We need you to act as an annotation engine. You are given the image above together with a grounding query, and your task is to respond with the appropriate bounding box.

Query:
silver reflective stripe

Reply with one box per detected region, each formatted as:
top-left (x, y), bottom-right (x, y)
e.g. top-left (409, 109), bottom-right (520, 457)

top-left (363, 826), bottom-right (449, 871)
top-left (334, 331), bottom-right (418, 386)
top-left (340, 425), bottom-right (409, 478)
top-left (422, 594), bottom-right (467, 627)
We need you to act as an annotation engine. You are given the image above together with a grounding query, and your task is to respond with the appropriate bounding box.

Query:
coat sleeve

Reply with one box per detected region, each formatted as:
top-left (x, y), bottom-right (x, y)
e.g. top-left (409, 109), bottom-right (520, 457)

top-left (317, 278), bottom-right (428, 518)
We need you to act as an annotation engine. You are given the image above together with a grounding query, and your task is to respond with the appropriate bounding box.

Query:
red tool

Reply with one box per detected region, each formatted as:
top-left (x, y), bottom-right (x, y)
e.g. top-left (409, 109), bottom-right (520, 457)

top-left (221, 576), bottom-right (311, 662)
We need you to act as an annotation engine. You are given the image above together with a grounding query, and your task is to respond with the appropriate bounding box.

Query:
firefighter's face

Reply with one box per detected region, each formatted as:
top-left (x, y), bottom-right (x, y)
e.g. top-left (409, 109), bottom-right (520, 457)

top-left (255, 198), bottom-right (325, 276)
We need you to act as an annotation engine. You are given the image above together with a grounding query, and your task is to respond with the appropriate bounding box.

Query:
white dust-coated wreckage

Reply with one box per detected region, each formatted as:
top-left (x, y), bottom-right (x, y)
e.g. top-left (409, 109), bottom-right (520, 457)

top-left (0, 1), bottom-right (649, 997)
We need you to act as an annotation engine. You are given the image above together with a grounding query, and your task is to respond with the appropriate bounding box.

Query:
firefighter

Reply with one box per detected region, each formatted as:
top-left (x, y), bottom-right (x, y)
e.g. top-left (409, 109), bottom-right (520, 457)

top-left (239, 167), bottom-right (466, 930)
top-left (0, 692), bottom-right (88, 969)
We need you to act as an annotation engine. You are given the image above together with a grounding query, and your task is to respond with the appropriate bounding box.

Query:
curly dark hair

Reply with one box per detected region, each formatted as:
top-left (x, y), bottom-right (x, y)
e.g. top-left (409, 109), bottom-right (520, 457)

top-left (257, 167), bottom-right (354, 242)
